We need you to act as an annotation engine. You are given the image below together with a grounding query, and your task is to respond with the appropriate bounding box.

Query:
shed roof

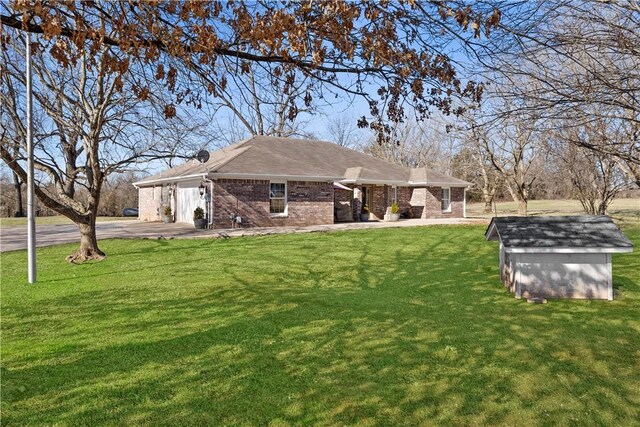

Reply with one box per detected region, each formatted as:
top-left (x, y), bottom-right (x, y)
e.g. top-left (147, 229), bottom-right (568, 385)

top-left (134, 136), bottom-right (470, 187)
top-left (485, 216), bottom-right (634, 253)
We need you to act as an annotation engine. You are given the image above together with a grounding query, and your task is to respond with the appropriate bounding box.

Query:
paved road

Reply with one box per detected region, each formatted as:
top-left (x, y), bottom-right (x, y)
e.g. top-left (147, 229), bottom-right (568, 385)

top-left (1, 217), bottom-right (485, 252)
top-left (0, 221), bottom-right (199, 252)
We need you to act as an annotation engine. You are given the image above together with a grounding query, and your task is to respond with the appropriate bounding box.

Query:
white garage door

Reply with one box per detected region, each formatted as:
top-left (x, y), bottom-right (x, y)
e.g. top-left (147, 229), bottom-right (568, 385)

top-left (176, 181), bottom-right (203, 224)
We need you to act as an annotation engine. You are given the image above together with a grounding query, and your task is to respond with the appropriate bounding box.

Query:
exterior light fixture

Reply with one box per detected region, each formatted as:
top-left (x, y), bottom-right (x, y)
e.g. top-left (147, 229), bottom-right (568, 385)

top-left (198, 182), bottom-right (206, 196)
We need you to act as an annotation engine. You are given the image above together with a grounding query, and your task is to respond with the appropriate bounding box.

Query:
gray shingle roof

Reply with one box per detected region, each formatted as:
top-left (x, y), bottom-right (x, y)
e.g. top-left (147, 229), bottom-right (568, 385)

top-left (409, 167), bottom-right (471, 186)
top-left (485, 215), bottom-right (634, 250)
top-left (216, 136), bottom-right (410, 182)
top-left (135, 136), bottom-right (470, 187)
top-left (133, 140), bottom-right (250, 184)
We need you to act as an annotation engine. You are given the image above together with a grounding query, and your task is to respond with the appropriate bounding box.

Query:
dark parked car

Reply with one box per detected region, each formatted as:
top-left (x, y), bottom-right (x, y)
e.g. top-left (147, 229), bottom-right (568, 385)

top-left (122, 208), bottom-right (139, 217)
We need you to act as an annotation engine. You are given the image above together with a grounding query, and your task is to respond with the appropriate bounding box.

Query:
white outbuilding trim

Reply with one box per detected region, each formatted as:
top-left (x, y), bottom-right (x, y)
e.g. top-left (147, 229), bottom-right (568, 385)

top-left (505, 246), bottom-right (633, 254)
top-left (485, 215), bottom-right (633, 300)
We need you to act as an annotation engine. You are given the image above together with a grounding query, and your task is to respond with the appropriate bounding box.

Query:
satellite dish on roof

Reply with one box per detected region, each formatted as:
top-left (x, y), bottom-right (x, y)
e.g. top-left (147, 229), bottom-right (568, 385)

top-left (196, 150), bottom-right (210, 164)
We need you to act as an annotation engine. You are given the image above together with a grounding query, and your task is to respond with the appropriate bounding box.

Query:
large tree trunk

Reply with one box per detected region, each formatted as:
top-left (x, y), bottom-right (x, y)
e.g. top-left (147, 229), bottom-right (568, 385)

top-left (504, 181), bottom-right (528, 216)
top-left (13, 171), bottom-right (24, 217)
top-left (66, 216), bottom-right (105, 263)
top-left (481, 175), bottom-right (494, 213)
top-left (517, 199), bottom-right (528, 216)
top-left (482, 185), bottom-right (496, 214)
top-left (483, 199), bottom-right (493, 214)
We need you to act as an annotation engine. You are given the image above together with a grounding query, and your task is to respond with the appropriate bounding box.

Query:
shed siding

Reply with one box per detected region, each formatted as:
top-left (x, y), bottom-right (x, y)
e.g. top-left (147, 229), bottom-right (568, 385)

top-left (499, 247), bottom-right (518, 295)
top-left (516, 253), bottom-right (611, 300)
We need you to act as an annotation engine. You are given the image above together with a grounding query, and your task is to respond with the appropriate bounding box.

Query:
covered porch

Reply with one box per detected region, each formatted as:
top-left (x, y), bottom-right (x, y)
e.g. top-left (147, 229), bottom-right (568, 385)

top-left (333, 183), bottom-right (412, 222)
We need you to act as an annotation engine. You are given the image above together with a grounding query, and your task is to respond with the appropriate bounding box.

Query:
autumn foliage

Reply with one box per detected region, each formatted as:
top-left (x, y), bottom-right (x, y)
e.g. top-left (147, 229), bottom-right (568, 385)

top-left (2, 0), bottom-right (500, 138)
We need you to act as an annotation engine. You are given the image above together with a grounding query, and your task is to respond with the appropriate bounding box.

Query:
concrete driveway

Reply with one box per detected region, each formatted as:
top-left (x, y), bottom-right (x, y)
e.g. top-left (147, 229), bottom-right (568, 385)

top-left (1, 217), bottom-right (485, 252)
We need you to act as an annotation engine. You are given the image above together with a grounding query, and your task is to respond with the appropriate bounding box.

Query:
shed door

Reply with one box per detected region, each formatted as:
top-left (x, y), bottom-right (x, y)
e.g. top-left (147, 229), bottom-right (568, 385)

top-left (176, 181), bottom-right (203, 224)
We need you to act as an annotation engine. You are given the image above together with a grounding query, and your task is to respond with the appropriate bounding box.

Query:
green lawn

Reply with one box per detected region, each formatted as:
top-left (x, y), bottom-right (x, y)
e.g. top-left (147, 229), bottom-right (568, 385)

top-left (467, 198), bottom-right (640, 226)
top-left (1, 225), bottom-right (639, 425)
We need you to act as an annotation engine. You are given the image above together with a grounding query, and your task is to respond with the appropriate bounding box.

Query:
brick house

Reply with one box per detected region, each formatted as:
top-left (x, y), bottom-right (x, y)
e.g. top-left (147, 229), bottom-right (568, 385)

top-left (133, 136), bottom-right (470, 228)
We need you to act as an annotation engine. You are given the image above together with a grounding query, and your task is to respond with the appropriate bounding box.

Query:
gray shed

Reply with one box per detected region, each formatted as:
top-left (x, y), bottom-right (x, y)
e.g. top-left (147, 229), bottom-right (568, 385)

top-left (485, 216), bottom-right (634, 300)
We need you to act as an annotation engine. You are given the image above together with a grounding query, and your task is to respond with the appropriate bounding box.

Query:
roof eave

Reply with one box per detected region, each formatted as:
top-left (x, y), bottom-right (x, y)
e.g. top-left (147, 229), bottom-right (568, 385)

top-left (408, 181), bottom-right (471, 187)
top-left (485, 220), bottom-right (500, 241)
top-left (133, 173), bottom-right (208, 187)
top-left (504, 246), bottom-right (634, 254)
top-left (346, 179), bottom-right (408, 185)
top-left (209, 172), bottom-right (341, 182)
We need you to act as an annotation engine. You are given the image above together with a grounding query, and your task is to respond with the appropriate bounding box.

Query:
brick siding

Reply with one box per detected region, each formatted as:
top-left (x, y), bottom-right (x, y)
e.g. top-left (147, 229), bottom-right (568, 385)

top-left (350, 185), bottom-right (465, 220)
top-left (150, 179), bottom-right (466, 227)
top-left (138, 186), bottom-right (161, 221)
top-left (395, 187), bottom-right (415, 218)
top-left (212, 179), bottom-right (333, 229)
top-left (370, 185), bottom-right (390, 220)
top-left (451, 187), bottom-right (465, 218)
top-left (421, 186), bottom-right (464, 218)
top-left (334, 187), bottom-right (353, 221)
top-left (395, 186), bottom-right (465, 219)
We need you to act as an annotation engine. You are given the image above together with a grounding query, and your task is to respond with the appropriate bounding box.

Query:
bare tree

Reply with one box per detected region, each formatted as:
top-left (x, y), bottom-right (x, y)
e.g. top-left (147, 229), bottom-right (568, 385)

top-left (326, 115), bottom-right (364, 149)
top-left (207, 61), bottom-right (317, 139)
top-left (10, 146), bottom-right (23, 217)
top-left (452, 121), bottom-right (502, 213)
top-left (1, 2), bottom-right (501, 143)
top-left (557, 145), bottom-right (624, 215)
top-left (98, 172), bottom-right (141, 217)
top-left (364, 115), bottom-right (451, 169)
top-left (478, 0), bottom-right (640, 181)
top-left (550, 116), bottom-right (629, 214)
top-left (149, 107), bottom-right (219, 168)
top-left (0, 32), bottom-right (189, 261)
top-left (480, 103), bottom-right (542, 216)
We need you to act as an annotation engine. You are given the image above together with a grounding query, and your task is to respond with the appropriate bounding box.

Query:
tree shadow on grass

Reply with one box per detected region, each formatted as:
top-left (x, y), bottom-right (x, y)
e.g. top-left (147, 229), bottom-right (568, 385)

top-left (2, 226), bottom-right (639, 425)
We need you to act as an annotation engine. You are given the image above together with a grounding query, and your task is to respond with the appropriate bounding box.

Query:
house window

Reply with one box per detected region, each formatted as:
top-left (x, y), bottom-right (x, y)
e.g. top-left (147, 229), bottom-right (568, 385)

top-left (270, 182), bottom-right (286, 214)
top-left (441, 188), bottom-right (451, 212)
top-left (161, 185), bottom-right (169, 206)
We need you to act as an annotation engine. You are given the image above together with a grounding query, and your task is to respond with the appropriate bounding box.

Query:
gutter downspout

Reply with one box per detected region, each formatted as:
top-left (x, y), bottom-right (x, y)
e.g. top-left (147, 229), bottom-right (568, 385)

top-left (203, 177), bottom-right (214, 228)
top-left (463, 188), bottom-right (467, 218)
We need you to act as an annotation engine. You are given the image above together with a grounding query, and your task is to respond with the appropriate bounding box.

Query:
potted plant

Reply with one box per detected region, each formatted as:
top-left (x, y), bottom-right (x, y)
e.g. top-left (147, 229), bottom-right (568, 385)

top-left (360, 204), bottom-right (370, 222)
top-left (390, 201), bottom-right (400, 221)
top-left (162, 205), bottom-right (173, 223)
top-left (193, 207), bottom-right (207, 229)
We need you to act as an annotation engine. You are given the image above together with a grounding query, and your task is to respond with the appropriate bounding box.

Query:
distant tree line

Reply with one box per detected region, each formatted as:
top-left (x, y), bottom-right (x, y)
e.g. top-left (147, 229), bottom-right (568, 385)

top-left (0, 171), bottom-right (139, 218)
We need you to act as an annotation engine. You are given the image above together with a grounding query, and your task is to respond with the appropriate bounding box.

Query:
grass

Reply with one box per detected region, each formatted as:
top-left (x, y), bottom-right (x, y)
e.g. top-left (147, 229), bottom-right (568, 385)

top-left (0, 216), bottom-right (136, 228)
top-left (1, 225), bottom-right (639, 425)
top-left (467, 198), bottom-right (640, 226)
